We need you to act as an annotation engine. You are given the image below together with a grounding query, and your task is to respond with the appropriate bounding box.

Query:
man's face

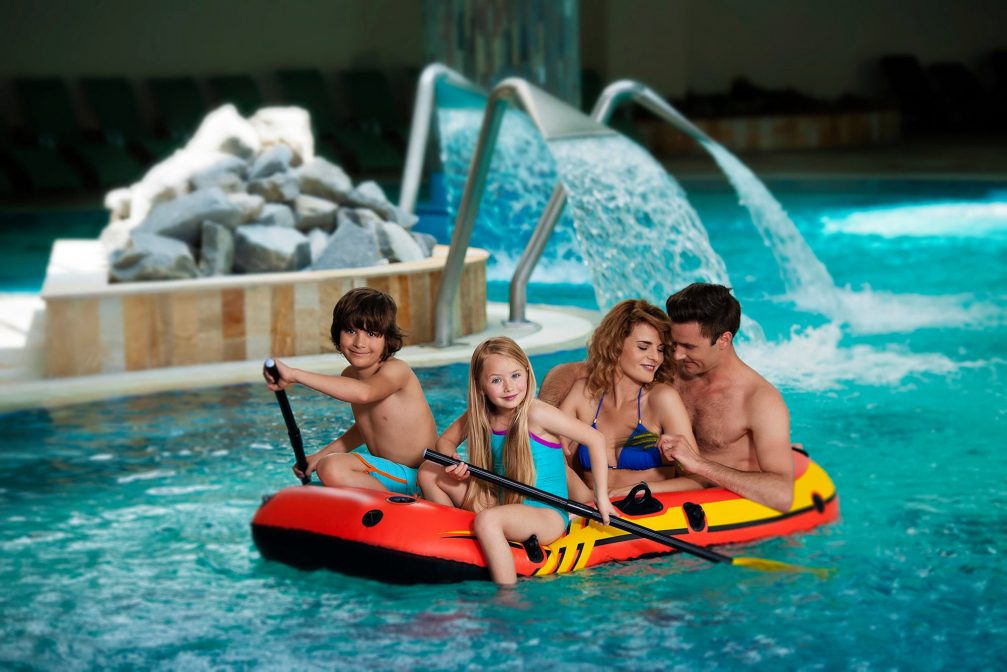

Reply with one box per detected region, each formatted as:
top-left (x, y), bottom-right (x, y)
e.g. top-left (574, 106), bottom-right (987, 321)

top-left (670, 321), bottom-right (723, 377)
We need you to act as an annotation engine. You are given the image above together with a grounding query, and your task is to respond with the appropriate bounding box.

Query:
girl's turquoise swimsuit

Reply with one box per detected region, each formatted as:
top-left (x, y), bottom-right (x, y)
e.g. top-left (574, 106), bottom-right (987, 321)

top-left (490, 429), bottom-right (570, 525)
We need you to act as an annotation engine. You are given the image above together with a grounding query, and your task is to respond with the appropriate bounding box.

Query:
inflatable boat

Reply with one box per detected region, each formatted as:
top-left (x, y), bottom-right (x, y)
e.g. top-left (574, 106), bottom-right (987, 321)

top-left (251, 448), bottom-right (838, 583)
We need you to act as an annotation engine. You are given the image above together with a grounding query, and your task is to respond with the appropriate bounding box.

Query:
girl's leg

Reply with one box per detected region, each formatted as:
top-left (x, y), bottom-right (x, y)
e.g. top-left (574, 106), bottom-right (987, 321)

top-left (417, 461), bottom-right (469, 507)
top-left (473, 504), bottom-right (567, 585)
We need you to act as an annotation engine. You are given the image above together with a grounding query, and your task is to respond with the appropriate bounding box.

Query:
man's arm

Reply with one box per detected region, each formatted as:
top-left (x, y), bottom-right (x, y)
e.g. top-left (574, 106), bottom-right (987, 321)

top-left (538, 362), bottom-right (587, 407)
top-left (664, 388), bottom-right (794, 512)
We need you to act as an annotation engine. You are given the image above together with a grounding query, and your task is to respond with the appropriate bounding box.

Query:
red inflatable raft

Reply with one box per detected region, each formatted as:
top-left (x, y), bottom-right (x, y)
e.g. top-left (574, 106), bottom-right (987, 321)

top-left (251, 449), bottom-right (838, 583)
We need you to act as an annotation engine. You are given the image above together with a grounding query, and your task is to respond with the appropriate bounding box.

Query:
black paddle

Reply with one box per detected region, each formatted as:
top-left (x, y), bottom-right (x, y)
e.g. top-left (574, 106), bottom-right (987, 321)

top-left (423, 449), bottom-right (829, 576)
top-left (264, 358), bottom-right (310, 485)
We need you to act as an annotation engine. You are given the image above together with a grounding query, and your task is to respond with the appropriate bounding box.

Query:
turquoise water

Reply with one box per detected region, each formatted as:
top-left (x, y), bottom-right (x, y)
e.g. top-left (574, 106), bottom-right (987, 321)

top-left (2, 180), bottom-right (1007, 669)
top-left (0, 209), bottom-right (106, 293)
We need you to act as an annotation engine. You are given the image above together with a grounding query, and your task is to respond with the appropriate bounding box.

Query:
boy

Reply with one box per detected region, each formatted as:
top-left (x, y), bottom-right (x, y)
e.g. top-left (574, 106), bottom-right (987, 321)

top-left (264, 287), bottom-right (438, 495)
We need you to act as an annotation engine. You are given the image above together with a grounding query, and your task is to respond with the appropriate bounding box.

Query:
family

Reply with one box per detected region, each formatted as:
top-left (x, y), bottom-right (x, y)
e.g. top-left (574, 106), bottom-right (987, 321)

top-left (263, 284), bottom-right (795, 585)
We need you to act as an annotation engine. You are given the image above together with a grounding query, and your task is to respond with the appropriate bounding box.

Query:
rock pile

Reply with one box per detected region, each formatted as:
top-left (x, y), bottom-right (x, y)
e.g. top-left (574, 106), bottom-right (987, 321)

top-left (101, 105), bottom-right (435, 282)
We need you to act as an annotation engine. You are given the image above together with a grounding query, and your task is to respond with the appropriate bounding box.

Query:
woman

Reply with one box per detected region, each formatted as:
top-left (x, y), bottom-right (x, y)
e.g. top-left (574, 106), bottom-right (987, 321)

top-left (555, 299), bottom-right (703, 500)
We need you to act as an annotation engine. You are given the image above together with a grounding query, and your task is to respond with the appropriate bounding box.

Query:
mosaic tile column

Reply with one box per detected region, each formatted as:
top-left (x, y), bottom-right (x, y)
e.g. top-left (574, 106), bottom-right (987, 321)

top-left (423, 0), bottom-right (581, 106)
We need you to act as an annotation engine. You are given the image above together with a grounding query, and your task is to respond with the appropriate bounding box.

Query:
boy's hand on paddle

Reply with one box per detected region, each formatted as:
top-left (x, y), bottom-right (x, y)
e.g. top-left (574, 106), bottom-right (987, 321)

top-left (445, 453), bottom-right (471, 481)
top-left (263, 358), bottom-right (295, 391)
top-left (293, 451), bottom-right (323, 480)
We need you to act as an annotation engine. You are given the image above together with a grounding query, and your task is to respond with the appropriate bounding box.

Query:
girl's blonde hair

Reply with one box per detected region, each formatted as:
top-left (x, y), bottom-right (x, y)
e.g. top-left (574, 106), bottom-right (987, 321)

top-left (462, 337), bottom-right (537, 509)
top-left (585, 299), bottom-right (675, 398)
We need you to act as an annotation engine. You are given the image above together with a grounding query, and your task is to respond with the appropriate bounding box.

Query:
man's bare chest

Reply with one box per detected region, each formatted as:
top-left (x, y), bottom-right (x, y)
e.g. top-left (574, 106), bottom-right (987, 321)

top-left (678, 385), bottom-right (748, 453)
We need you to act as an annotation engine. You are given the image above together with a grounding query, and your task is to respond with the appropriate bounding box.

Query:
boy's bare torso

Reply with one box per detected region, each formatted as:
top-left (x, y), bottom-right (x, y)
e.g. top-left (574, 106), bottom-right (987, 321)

top-left (347, 359), bottom-right (438, 468)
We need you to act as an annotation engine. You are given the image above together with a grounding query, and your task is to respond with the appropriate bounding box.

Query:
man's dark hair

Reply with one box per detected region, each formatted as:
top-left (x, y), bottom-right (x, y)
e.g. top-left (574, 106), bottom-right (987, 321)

top-left (665, 283), bottom-right (741, 344)
top-left (330, 287), bottom-right (405, 361)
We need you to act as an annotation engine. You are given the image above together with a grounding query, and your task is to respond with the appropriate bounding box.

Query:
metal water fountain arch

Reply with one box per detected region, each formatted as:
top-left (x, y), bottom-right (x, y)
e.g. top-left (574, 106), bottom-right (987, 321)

top-left (397, 66), bottom-right (718, 347)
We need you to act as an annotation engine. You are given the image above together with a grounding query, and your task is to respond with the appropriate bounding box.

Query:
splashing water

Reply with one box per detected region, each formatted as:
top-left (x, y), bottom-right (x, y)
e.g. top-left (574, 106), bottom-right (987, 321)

top-left (437, 106), bottom-right (587, 283)
top-left (822, 201), bottom-right (1007, 238)
top-left (735, 323), bottom-right (992, 391)
top-left (547, 134), bottom-right (731, 311)
top-left (703, 143), bottom-right (842, 315)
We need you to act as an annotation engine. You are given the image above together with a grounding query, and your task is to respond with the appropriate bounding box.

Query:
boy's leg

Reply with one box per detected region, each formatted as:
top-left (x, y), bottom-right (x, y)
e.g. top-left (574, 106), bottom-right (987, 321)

top-left (473, 504), bottom-right (567, 585)
top-left (316, 453), bottom-right (389, 491)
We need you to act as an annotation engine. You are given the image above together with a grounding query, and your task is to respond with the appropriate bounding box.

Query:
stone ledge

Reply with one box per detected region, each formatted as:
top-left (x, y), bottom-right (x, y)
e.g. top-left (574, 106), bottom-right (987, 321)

top-left (42, 241), bottom-right (488, 377)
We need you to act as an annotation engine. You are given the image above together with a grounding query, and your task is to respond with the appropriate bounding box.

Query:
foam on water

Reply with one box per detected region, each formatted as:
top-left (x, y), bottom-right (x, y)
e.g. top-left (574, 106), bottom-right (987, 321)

top-left (822, 202), bottom-right (1007, 238)
top-left (736, 323), bottom-right (983, 391)
top-left (827, 286), bottom-right (1006, 334)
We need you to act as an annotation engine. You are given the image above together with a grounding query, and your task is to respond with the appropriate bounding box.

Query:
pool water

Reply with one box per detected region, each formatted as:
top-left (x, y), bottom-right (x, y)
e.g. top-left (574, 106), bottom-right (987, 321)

top-left (0, 209), bottom-right (106, 293)
top-left (2, 180), bottom-right (1006, 669)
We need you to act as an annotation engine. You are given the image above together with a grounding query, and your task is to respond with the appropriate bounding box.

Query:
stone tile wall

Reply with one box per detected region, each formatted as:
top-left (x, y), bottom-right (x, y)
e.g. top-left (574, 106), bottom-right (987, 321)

top-left (43, 242), bottom-right (487, 377)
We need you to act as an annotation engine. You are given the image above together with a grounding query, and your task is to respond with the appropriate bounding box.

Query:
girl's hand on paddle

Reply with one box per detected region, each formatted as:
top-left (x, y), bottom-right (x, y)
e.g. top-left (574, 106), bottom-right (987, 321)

top-left (264, 359), bottom-right (296, 391)
top-left (445, 453), bottom-right (470, 481)
top-left (595, 492), bottom-right (613, 525)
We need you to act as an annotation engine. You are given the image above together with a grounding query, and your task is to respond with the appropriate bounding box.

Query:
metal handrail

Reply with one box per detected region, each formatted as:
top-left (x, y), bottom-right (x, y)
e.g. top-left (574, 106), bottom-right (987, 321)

top-left (433, 78), bottom-right (613, 346)
top-left (397, 63), bottom-right (485, 215)
top-left (507, 80), bottom-right (714, 324)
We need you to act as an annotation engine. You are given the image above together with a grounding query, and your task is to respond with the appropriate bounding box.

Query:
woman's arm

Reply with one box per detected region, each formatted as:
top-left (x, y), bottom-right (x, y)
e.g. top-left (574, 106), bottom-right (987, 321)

top-left (606, 385), bottom-right (703, 498)
top-left (531, 400), bottom-right (612, 524)
top-left (265, 358), bottom-right (409, 405)
top-left (651, 385), bottom-right (699, 465)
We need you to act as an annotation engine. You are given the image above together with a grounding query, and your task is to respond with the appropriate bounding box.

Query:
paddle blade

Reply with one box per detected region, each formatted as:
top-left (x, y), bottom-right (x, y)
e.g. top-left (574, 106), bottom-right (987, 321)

top-left (731, 556), bottom-right (834, 579)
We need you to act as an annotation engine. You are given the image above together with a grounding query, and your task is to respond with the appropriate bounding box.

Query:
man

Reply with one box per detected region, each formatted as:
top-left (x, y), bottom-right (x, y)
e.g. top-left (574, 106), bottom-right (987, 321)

top-left (539, 283), bottom-right (794, 512)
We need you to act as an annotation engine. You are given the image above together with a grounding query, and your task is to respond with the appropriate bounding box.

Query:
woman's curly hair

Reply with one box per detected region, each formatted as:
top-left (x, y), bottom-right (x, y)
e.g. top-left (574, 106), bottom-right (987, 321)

top-left (585, 299), bottom-right (675, 397)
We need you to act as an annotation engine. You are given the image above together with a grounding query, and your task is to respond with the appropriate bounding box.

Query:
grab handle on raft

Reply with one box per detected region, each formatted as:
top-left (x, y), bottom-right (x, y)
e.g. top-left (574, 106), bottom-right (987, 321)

top-left (422, 449), bottom-right (830, 576)
top-left (264, 358), bottom-right (310, 485)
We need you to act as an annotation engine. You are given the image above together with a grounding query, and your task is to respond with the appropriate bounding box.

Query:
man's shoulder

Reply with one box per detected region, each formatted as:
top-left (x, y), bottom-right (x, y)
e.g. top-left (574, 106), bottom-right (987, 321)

top-left (738, 364), bottom-right (787, 417)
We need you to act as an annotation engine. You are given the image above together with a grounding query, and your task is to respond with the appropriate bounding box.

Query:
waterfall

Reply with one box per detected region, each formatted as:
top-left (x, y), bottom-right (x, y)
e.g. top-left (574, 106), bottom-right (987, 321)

top-left (699, 142), bottom-right (843, 316)
top-left (435, 86), bottom-right (586, 284)
top-left (546, 134), bottom-right (732, 310)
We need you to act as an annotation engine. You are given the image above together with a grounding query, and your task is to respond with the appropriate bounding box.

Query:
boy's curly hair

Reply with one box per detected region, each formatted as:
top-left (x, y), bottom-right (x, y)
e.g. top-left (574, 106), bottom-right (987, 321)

top-left (330, 287), bottom-right (405, 361)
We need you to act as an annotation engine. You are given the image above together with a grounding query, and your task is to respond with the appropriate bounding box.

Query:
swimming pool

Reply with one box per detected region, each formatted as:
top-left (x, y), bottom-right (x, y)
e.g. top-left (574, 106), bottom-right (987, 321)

top-left (2, 178), bottom-right (1005, 669)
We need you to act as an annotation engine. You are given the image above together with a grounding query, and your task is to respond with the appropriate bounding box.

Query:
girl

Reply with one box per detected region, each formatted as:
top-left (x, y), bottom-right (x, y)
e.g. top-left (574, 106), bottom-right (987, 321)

top-left (419, 337), bottom-right (612, 585)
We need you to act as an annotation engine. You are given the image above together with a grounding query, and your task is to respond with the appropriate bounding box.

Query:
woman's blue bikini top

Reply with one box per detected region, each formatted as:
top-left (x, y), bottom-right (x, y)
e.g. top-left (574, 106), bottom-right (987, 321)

top-left (577, 388), bottom-right (663, 471)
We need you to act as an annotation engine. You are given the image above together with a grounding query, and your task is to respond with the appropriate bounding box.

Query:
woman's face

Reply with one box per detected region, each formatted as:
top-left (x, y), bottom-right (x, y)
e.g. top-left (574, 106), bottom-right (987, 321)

top-left (617, 322), bottom-right (665, 385)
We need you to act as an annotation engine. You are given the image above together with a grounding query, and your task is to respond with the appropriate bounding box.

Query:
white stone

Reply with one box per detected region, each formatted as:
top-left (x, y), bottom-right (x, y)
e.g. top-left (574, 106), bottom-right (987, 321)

top-left (104, 187), bottom-right (132, 222)
top-left (377, 221), bottom-right (425, 263)
top-left (130, 149), bottom-right (243, 221)
top-left (233, 225), bottom-right (310, 273)
top-left (307, 228), bottom-right (330, 263)
top-left (185, 104), bottom-right (261, 160)
top-left (250, 107), bottom-right (314, 166)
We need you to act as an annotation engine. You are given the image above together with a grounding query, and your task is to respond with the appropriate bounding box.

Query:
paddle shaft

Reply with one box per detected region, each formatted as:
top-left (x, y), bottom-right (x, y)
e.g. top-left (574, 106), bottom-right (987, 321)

top-left (423, 449), bottom-right (731, 564)
top-left (265, 359), bottom-right (310, 485)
